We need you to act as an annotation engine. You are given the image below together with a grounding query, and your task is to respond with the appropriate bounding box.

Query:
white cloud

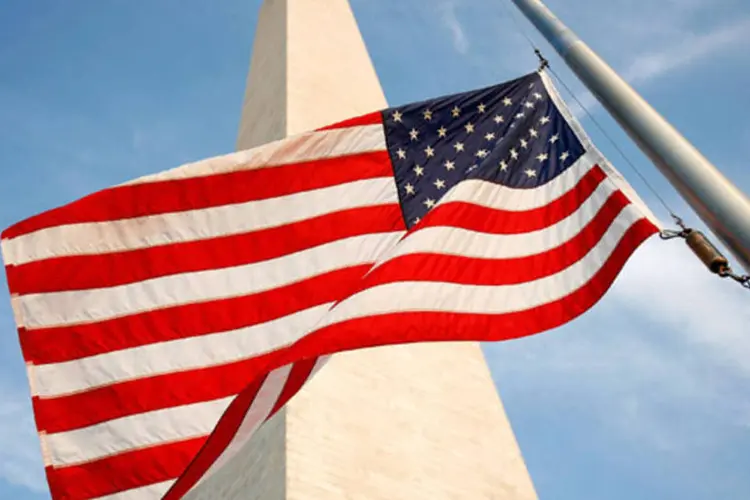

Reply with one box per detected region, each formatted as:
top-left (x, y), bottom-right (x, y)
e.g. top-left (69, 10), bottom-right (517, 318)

top-left (551, 16), bottom-right (750, 118)
top-left (611, 232), bottom-right (750, 377)
top-left (437, 1), bottom-right (469, 55)
top-left (622, 17), bottom-right (750, 84)
top-left (486, 234), bottom-right (750, 458)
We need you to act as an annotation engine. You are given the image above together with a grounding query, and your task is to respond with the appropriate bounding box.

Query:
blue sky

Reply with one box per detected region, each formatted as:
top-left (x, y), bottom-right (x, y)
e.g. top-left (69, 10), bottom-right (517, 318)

top-left (1, 0), bottom-right (749, 498)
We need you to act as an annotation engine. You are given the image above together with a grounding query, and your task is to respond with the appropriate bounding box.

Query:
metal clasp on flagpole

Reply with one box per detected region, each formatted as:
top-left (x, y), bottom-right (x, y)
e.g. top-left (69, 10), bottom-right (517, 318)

top-left (660, 216), bottom-right (750, 289)
top-left (534, 49), bottom-right (549, 72)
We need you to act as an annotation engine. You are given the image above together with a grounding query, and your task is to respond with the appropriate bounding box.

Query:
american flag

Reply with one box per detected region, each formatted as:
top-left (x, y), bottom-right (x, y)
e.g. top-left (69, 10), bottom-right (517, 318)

top-left (1, 70), bottom-right (660, 499)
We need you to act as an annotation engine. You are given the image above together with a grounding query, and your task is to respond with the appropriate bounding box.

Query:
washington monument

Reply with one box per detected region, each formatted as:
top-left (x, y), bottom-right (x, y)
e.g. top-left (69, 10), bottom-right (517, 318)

top-left (188, 1), bottom-right (537, 498)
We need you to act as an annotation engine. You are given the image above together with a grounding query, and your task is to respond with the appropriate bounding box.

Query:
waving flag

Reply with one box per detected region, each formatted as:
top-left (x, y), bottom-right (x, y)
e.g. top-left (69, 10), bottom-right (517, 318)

top-left (1, 70), bottom-right (660, 499)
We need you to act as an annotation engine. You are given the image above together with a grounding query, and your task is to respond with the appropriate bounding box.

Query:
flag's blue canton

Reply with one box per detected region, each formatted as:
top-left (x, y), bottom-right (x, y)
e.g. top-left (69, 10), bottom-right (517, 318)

top-left (382, 72), bottom-right (585, 227)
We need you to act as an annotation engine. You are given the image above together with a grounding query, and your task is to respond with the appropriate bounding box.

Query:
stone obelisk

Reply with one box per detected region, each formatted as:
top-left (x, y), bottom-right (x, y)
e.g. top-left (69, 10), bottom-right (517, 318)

top-left (188, 1), bottom-right (538, 498)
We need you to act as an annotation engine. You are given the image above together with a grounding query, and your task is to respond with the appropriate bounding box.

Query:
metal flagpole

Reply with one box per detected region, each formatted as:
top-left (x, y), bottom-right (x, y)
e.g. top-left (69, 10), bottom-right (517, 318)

top-left (510, 0), bottom-right (750, 274)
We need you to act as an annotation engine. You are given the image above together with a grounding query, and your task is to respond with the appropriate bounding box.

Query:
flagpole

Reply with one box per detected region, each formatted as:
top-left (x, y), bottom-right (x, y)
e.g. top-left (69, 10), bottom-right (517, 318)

top-left (510, 0), bottom-right (750, 273)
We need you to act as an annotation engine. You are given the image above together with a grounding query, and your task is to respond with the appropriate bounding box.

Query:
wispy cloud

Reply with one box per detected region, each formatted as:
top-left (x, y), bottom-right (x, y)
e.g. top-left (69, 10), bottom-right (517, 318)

top-left (611, 231), bottom-right (750, 378)
top-left (623, 18), bottom-right (750, 83)
top-left (487, 235), bottom-right (750, 462)
top-left (437, 1), bottom-right (469, 55)
top-left (560, 16), bottom-right (750, 117)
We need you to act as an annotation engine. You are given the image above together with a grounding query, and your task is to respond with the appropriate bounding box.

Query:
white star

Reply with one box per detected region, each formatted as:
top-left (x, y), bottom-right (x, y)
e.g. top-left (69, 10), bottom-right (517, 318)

top-left (520, 138), bottom-right (528, 149)
top-left (499, 160), bottom-right (508, 171)
top-left (525, 168), bottom-right (537, 178)
top-left (524, 101), bottom-right (534, 109)
top-left (392, 110), bottom-right (403, 122)
top-left (423, 109), bottom-right (433, 120)
top-left (485, 132), bottom-right (496, 141)
top-left (515, 112), bottom-right (525, 119)
top-left (477, 103), bottom-right (486, 113)
top-left (414, 217), bottom-right (421, 224)
top-left (549, 134), bottom-right (559, 144)
top-left (559, 151), bottom-right (570, 162)
top-left (536, 152), bottom-right (549, 162)
top-left (464, 122), bottom-right (475, 133)
top-left (451, 106), bottom-right (461, 117)
top-left (534, 92), bottom-right (543, 100)
top-left (414, 164), bottom-right (424, 176)
top-left (437, 126), bottom-right (448, 138)
top-left (510, 148), bottom-right (519, 160)
top-left (444, 159), bottom-right (456, 170)
top-left (404, 183), bottom-right (415, 195)
top-left (475, 149), bottom-right (489, 158)
top-left (409, 128), bottom-right (419, 141)
top-left (493, 114), bottom-right (504, 124)
top-left (539, 115), bottom-right (550, 125)
top-left (424, 198), bottom-right (436, 208)
top-left (529, 128), bottom-right (538, 138)
top-left (434, 178), bottom-right (446, 189)
top-left (424, 145), bottom-right (435, 157)
top-left (453, 142), bottom-right (465, 152)
top-left (396, 148), bottom-right (406, 159)
top-left (503, 97), bottom-right (512, 106)
top-left (467, 164), bottom-right (479, 172)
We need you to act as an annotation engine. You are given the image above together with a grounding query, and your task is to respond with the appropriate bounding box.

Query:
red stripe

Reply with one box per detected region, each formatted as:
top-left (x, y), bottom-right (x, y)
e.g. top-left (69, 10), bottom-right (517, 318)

top-left (22, 265), bottom-right (372, 366)
top-left (361, 191), bottom-right (630, 289)
top-left (291, 222), bottom-right (659, 350)
top-left (34, 346), bottom-right (315, 435)
top-left (270, 358), bottom-right (318, 415)
top-left (46, 436), bottom-right (206, 500)
top-left (32, 268), bottom-right (369, 433)
top-left (419, 165), bottom-right (606, 234)
top-left (44, 361), bottom-right (315, 498)
top-left (7, 204), bottom-right (403, 294)
top-left (162, 376), bottom-right (268, 500)
top-left (317, 111), bottom-right (383, 131)
top-left (1, 150), bottom-right (391, 240)
top-left (165, 219), bottom-right (657, 499)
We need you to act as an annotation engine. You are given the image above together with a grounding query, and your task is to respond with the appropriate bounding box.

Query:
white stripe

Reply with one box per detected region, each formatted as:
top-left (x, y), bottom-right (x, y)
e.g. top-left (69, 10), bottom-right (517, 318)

top-left (318, 205), bottom-right (646, 327)
top-left (122, 124), bottom-right (385, 186)
top-left (539, 70), bottom-right (661, 228)
top-left (372, 176), bottom-right (619, 267)
top-left (439, 151), bottom-right (598, 212)
top-left (45, 397), bottom-right (232, 467)
top-left (195, 365), bottom-right (293, 487)
top-left (33, 304), bottom-right (334, 397)
top-left (18, 231), bottom-right (403, 329)
top-left (94, 480), bottom-right (175, 500)
top-left (4, 176), bottom-right (398, 266)
top-left (192, 356), bottom-right (330, 491)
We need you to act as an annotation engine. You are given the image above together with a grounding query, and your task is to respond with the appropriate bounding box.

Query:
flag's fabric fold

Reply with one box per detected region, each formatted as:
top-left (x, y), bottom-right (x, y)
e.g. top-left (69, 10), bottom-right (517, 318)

top-left (1, 70), bottom-right (659, 499)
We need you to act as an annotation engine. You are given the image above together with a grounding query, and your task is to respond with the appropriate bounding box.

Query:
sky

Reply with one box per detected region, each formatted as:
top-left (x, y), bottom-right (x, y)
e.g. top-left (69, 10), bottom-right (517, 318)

top-left (1, 0), bottom-right (749, 498)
